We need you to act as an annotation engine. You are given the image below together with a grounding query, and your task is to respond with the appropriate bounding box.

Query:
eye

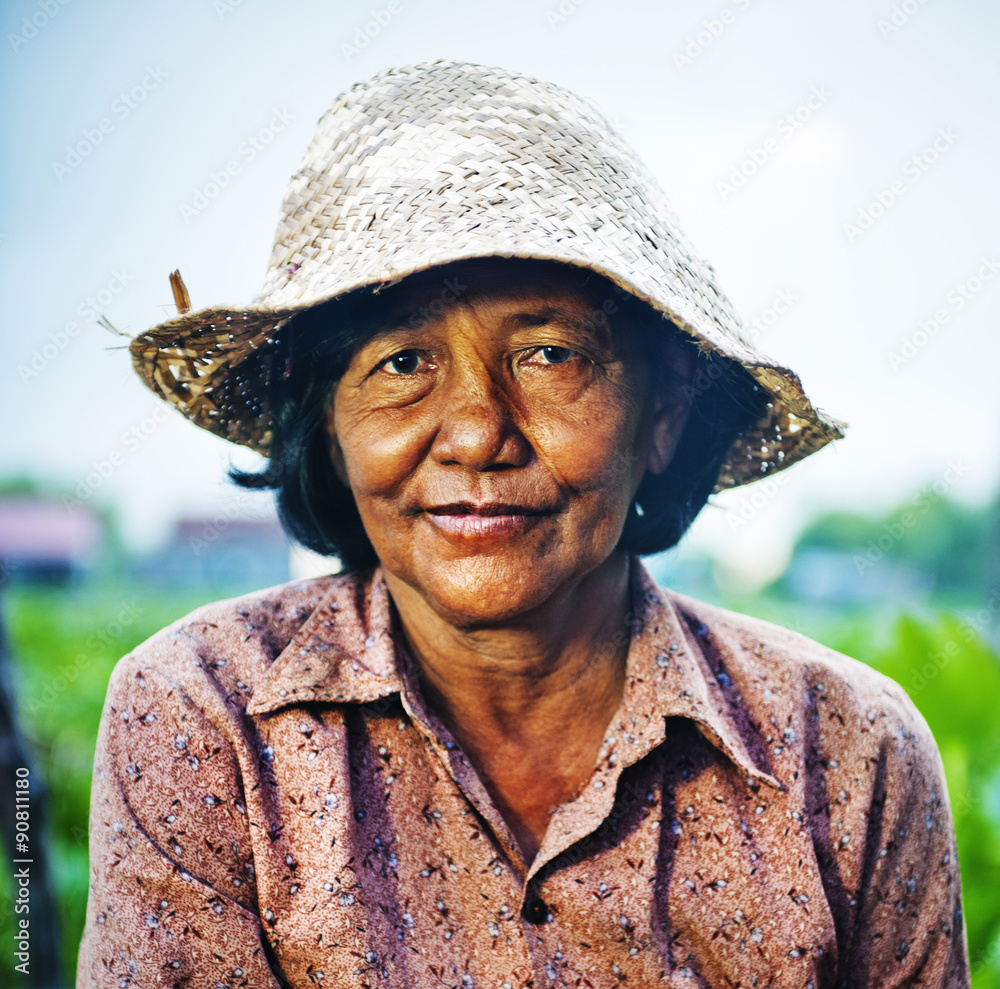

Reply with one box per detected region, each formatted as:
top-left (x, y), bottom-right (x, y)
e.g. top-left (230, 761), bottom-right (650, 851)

top-left (380, 350), bottom-right (424, 375)
top-left (537, 346), bottom-right (576, 365)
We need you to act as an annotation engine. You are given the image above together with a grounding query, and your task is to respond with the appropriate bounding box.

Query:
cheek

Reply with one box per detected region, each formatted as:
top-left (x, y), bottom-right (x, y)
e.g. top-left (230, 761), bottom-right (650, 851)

top-left (343, 435), bottom-right (408, 497)
top-left (332, 402), bottom-right (428, 498)
top-left (534, 389), bottom-right (649, 502)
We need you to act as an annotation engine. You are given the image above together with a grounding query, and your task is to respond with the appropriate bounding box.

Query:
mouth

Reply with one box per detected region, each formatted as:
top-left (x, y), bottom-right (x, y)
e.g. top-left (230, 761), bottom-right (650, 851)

top-left (422, 501), bottom-right (552, 537)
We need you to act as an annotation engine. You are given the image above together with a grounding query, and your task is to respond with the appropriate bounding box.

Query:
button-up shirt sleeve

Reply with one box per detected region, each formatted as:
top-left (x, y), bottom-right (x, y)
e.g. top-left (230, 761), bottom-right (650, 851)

top-left (77, 640), bottom-right (285, 988)
top-left (836, 690), bottom-right (967, 986)
top-left (672, 593), bottom-right (970, 989)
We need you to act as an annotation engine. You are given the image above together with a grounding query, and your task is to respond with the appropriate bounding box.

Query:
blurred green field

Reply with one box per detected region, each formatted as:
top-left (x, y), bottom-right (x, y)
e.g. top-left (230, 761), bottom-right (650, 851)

top-left (2, 580), bottom-right (999, 987)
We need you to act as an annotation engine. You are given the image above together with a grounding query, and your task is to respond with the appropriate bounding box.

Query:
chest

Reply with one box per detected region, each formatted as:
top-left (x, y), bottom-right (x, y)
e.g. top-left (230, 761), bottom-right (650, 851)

top-left (243, 704), bottom-right (839, 988)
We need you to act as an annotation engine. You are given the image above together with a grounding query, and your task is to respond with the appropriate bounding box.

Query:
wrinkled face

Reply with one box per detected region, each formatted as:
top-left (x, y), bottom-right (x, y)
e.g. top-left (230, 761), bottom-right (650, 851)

top-left (325, 263), bottom-right (692, 625)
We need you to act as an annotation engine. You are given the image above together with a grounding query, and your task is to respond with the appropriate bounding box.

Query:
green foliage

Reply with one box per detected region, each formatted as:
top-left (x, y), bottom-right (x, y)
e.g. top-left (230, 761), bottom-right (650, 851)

top-left (0, 476), bottom-right (46, 497)
top-left (789, 491), bottom-right (1000, 598)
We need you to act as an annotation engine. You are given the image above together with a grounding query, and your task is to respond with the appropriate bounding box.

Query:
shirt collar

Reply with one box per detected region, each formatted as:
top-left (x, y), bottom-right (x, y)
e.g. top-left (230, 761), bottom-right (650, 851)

top-left (246, 560), bottom-right (780, 791)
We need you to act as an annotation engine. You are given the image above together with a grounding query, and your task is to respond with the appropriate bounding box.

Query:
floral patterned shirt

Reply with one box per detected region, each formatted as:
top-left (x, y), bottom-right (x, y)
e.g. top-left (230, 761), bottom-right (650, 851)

top-left (77, 559), bottom-right (969, 988)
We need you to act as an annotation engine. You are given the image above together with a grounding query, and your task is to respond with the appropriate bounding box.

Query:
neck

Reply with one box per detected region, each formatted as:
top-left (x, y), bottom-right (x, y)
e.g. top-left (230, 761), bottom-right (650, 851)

top-left (383, 551), bottom-right (634, 865)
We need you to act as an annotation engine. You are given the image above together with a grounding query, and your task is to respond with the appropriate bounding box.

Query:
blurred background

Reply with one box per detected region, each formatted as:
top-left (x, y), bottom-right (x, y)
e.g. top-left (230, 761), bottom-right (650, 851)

top-left (1, 0), bottom-right (998, 985)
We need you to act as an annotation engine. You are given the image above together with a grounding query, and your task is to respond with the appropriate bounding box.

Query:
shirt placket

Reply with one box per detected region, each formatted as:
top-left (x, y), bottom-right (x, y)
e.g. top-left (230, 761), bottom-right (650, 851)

top-left (394, 683), bottom-right (548, 986)
top-left (394, 641), bottom-right (675, 988)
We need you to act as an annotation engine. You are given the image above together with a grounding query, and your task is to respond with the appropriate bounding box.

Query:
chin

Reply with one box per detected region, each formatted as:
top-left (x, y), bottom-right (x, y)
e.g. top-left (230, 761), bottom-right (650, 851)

top-left (392, 544), bottom-right (621, 628)
top-left (428, 557), bottom-right (558, 624)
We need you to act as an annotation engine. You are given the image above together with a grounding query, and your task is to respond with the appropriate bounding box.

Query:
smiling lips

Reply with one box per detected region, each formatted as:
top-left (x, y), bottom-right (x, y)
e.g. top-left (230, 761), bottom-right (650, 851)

top-left (423, 501), bottom-right (552, 537)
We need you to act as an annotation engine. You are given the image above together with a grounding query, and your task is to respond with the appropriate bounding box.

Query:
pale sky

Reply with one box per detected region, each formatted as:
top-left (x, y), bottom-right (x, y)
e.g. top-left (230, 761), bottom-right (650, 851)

top-left (3, 0), bottom-right (998, 586)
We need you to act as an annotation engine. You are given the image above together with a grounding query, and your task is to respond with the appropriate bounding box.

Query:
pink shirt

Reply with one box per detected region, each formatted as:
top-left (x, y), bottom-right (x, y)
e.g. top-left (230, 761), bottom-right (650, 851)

top-left (77, 559), bottom-right (968, 987)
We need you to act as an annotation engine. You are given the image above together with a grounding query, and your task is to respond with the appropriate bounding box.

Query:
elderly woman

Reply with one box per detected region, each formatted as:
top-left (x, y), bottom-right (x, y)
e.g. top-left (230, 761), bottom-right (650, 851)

top-left (78, 62), bottom-right (968, 988)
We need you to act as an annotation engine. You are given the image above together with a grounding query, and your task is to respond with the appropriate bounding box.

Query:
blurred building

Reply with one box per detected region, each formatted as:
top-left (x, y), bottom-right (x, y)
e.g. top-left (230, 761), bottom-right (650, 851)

top-left (776, 547), bottom-right (935, 606)
top-left (0, 497), bottom-right (103, 583)
top-left (135, 516), bottom-right (291, 592)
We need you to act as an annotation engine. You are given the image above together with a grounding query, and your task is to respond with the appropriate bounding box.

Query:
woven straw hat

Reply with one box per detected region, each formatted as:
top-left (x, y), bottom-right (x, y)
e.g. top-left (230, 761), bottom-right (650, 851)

top-left (130, 59), bottom-right (844, 488)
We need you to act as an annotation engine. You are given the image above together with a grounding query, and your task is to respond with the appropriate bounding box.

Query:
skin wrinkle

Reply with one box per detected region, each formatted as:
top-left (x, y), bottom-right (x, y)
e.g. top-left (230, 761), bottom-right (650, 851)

top-left (328, 282), bottom-right (684, 616)
top-left (338, 304), bottom-right (631, 496)
top-left (322, 267), bottom-right (691, 859)
top-left (79, 259), bottom-right (969, 987)
top-left (266, 260), bottom-right (705, 575)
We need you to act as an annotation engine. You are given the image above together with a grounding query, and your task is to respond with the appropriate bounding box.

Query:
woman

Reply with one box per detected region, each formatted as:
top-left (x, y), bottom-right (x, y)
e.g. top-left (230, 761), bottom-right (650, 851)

top-left (78, 61), bottom-right (968, 988)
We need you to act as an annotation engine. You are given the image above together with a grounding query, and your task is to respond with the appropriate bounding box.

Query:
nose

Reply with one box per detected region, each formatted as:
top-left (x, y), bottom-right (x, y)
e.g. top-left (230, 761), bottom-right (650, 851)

top-left (430, 369), bottom-right (532, 472)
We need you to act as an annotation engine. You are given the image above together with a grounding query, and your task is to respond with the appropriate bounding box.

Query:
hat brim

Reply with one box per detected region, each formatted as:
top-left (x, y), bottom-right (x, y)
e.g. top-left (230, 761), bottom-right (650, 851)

top-left (130, 251), bottom-right (845, 491)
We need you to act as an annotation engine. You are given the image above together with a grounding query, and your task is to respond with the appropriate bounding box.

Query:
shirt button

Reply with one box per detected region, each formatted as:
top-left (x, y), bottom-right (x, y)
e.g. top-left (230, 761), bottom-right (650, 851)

top-left (521, 896), bottom-right (548, 924)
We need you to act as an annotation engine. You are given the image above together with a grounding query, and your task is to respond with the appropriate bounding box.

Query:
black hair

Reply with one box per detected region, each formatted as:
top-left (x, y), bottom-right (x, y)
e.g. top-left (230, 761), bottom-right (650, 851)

top-left (230, 259), bottom-right (767, 570)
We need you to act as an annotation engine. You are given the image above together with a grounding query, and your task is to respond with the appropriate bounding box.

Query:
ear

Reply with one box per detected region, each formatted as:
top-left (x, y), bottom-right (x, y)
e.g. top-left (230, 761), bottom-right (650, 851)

top-left (324, 402), bottom-right (351, 488)
top-left (647, 395), bottom-right (691, 476)
top-left (646, 339), bottom-right (695, 477)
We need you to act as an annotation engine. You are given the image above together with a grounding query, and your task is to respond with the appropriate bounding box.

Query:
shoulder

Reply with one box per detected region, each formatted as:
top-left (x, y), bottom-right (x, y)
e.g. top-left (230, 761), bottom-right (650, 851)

top-left (661, 587), bottom-right (936, 763)
top-left (104, 570), bottom-right (363, 716)
top-left (664, 587), bottom-right (899, 701)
